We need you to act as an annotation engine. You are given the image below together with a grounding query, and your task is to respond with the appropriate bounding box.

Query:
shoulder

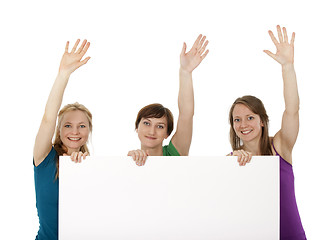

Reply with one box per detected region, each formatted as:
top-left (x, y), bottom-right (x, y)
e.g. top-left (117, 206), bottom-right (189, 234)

top-left (272, 136), bottom-right (293, 165)
top-left (34, 147), bottom-right (58, 168)
top-left (163, 141), bottom-right (180, 156)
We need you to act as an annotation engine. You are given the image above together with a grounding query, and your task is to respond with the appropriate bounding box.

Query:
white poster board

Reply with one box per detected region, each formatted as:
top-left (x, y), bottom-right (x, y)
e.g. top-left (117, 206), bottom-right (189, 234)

top-left (59, 156), bottom-right (279, 240)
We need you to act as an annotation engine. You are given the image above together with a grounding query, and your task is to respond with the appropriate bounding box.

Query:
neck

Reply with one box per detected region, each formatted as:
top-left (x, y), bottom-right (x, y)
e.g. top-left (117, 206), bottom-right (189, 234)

top-left (66, 147), bottom-right (81, 155)
top-left (242, 138), bottom-right (261, 155)
top-left (141, 144), bottom-right (163, 156)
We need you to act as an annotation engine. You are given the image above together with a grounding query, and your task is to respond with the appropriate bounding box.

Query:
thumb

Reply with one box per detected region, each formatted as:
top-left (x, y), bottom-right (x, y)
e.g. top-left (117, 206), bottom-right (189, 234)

top-left (146, 150), bottom-right (150, 156)
top-left (263, 50), bottom-right (276, 60)
top-left (180, 42), bottom-right (186, 56)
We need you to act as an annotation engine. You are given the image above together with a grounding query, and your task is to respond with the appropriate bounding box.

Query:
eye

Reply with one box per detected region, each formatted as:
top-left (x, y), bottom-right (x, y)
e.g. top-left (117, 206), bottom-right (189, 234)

top-left (233, 118), bottom-right (240, 122)
top-left (80, 125), bottom-right (86, 128)
top-left (248, 116), bottom-right (254, 120)
top-left (64, 124), bottom-right (71, 128)
top-left (143, 121), bottom-right (150, 126)
top-left (157, 125), bottom-right (164, 129)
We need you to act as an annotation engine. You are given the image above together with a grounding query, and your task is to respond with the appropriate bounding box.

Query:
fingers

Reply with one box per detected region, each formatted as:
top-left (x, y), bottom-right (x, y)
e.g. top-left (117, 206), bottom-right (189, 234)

top-left (65, 41), bottom-right (69, 53)
top-left (80, 41), bottom-right (90, 56)
top-left (70, 39), bottom-right (80, 53)
top-left (192, 34), bottom-right (202, 50)
top-left (268, 30), bottom-right (279, 46)
top-left (277, 25), bottom-right (283, 43)
top-left (180, 42), bottom-right (187, 56)
top-left (282, 27), bottom-right (288, 43)
top-left (77, 39), bottom-right (87, 54)
top-left (199, 40), bottom-right (209, 55)
top-left (263, 50), bottom-right (276, 60)
top-left (67, 39), bottom-right (90, 55)
top-left (291, 32), bottom-right (295, 45)
top-left (77, 56), bottom-right (91, 68)
top-left (269, 25), bottom-right (295, 45)
top-left (233, 150), bottom-right (252, 166)
top-left (70, 151), bottom-right (88, 163)
top-left (128, 149), bottom-right (148, 166)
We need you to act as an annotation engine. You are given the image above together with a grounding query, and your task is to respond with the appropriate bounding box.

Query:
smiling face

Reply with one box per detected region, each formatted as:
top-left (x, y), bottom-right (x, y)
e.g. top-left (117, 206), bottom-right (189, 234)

top-left (232, 104), bottom-right (264, 144)
top-left (59, 110), bottom-right (90, 155)
top-left (137, 117), bottom-right (169, 149)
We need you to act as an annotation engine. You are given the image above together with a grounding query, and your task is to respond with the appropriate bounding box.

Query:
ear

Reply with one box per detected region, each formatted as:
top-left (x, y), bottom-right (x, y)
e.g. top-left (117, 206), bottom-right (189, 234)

top-left (260, 121), bottom-right (264, 127)
top-left (135, 128), bottom-right (138, 133)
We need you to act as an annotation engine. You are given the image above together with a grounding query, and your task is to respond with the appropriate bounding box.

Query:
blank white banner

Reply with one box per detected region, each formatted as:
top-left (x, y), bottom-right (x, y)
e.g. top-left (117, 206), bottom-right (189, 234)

top-left (59, 156), bottom-right (279, 240)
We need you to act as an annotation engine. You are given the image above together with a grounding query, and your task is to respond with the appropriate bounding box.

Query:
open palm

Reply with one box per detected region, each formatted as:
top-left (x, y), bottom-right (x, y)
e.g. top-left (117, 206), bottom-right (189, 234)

top-left (264, 25), bottom-right (295, 66)
top-left (180, 34), bottom-right (209, 73)
top-left (59, 39), bottom-right (91, 75)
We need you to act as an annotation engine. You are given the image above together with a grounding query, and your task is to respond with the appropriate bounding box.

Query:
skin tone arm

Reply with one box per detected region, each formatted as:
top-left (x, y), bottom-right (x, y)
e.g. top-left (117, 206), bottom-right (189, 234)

top-left (171, 34), bottom-right (209, 155)
top-left (33, 39), bottom-right (91, 166)
top-left (264, 25), bottom-right (299, 165)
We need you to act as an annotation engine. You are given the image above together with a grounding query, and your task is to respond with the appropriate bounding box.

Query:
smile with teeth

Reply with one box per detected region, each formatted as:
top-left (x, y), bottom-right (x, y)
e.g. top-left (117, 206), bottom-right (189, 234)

top-left (68, 137), bottom-right (81, 141)
top-left (241, 130), bottom-right (252, 135)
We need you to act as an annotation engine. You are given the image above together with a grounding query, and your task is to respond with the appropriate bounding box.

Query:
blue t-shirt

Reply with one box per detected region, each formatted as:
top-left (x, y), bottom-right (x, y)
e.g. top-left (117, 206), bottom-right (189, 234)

top-left (34, 147), bottom-right (58, 240)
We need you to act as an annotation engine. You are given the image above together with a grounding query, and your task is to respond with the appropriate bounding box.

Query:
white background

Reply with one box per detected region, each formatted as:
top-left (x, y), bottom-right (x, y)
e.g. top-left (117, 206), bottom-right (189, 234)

top-left (0, 0), bottom-right (327, 239)
top-left (59, 156), bottom-right (279, 240)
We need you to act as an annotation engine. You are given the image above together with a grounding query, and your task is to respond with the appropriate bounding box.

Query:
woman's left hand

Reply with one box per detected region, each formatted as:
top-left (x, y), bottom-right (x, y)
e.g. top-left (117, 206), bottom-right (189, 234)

top-left (180, 34), bottom-right (209, 73)
top-left (64, 151), bottom-right (88, 163)
top-left (263, 25), bottom-right (295, 66)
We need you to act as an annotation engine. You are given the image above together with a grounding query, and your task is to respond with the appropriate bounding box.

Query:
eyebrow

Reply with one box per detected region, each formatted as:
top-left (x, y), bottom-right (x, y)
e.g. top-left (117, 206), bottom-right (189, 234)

top-left (63, 122), bottom-right (87, 124)
top-left (144, 118), bottom-right (167, 125)
top-left (233, 114), bottom-right (255, 118)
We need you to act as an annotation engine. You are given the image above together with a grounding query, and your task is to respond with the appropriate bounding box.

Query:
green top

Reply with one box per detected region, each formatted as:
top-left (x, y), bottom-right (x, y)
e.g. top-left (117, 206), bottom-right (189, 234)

top-left (162, 140), bottom-right (180, 156)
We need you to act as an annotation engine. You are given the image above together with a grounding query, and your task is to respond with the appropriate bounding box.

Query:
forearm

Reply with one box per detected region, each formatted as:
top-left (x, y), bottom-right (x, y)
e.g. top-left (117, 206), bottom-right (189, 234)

top-left (43, 72), bottom-right (70, 122)
top-left (282, 63), bottom-right (299, 114)
top-left (178, 68), bottom-right (194, 117)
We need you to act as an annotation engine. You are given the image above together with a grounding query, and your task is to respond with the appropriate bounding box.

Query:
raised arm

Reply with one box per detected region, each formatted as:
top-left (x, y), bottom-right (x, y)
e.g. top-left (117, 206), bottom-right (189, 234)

top-left (264, 26), bottom-right (299, 163)
top-left (33, 39), bottom-right (91, 166)
top-left (171, 34), bottom-right (209, 156)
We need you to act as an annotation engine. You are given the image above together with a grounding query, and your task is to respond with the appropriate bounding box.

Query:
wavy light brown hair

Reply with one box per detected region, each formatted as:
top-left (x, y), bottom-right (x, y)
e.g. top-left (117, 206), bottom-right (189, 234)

top-left (53, 102), bottom-right (92, 179)
top-left (135, 103), bottom-right (174, 136)
top-left (229, 95), bottom-right (273, 155)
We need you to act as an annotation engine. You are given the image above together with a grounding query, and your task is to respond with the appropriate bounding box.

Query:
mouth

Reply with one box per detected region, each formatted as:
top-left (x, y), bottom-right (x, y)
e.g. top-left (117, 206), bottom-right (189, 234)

top-left (145, 136), bottom-right (156, 140)
top-left (68, 137), bottom-right (82, 141)
top-left (241, 130), bottom-right (252, 135)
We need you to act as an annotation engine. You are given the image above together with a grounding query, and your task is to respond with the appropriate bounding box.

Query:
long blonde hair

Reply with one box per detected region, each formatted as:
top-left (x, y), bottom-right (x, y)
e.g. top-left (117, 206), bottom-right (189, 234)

top-left (229, 95), bottom-right (273, 155)
top-left (53, 102), bottom-right (92, 179)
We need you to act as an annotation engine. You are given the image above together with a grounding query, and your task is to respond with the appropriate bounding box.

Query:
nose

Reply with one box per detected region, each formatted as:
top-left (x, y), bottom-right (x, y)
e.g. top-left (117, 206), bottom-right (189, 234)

top-left (148, 126), bottom-right (155, 136)
top-left (240, 120), bottom-right (248, 128)
top-left (72, 126), bottom-right (80, 134)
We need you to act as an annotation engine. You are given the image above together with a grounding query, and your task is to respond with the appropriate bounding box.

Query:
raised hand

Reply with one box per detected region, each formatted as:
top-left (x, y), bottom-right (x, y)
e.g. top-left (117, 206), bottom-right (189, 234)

top-left (180, 34), bottom-right (209, 73)
top-left (59, 39), bottom-right (91, 75)
top-left (264, 25), bottom-right (295, 66)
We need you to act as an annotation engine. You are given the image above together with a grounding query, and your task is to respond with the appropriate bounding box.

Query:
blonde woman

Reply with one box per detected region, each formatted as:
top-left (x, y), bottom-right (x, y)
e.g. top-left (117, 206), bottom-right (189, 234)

top-left (33, 39), bottom-right (92, 240)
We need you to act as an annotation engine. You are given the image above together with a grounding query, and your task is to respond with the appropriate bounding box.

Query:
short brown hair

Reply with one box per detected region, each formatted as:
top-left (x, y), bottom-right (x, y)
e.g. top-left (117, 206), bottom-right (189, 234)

top-left (229, 95), bottom-right (273, 155)
top-left (135, 103), bottom-right (174, 136)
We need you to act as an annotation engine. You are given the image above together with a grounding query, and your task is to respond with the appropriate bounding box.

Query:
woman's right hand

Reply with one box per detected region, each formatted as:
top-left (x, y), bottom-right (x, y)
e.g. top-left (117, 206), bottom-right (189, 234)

top-left (127, 149), bottom-right (149, 166)
top-left (232, 150), bottom-right (252, 166)
top-left (59, 39), bottom-right (91, 76)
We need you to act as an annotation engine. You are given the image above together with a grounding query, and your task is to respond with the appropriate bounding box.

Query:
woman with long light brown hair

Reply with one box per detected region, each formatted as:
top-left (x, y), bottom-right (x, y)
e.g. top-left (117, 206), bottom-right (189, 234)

top-left (229, 26), bottom-right (306, 239)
